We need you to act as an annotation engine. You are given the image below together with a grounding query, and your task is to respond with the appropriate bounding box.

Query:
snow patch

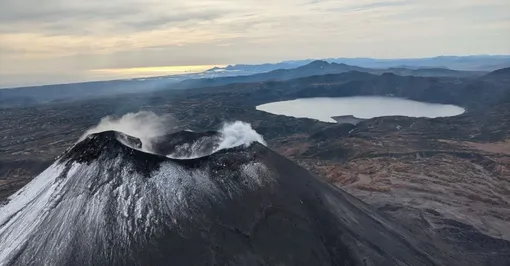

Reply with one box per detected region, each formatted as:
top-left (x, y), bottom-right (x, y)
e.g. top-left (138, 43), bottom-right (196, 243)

top-left (0, 162), bottom-right (79, 265)
top-left (0, 152), bottom-right (273, 265)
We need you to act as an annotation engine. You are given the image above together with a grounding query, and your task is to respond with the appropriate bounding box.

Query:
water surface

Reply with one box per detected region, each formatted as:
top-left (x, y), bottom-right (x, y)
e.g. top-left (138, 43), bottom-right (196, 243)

top-left (256, 96), bottom-right (465, 123)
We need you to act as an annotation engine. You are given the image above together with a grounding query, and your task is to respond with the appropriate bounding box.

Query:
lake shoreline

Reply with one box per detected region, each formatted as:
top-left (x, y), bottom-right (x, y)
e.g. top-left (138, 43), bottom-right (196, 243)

top-left (256, 96), bottom-right (465, 123)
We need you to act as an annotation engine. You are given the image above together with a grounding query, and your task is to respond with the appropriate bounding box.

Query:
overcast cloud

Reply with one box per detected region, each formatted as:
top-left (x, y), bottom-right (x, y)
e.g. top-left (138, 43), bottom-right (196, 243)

top-left (0, 0), bottom-right (509, 87)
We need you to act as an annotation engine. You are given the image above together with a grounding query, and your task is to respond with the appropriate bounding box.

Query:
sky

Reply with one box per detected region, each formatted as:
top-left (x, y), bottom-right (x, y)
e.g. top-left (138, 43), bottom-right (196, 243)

top-left (0, 0), bottom-right (509, 88)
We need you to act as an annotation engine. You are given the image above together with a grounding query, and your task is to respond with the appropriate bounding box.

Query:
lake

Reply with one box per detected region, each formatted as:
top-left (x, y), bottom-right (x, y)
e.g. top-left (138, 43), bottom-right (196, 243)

top-left (256, 96), bottom-right (465, 123)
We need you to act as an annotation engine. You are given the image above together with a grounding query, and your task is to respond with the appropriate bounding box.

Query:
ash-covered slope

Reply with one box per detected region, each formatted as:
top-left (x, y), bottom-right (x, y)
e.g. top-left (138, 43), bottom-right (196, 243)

top-left (0, 130), bottom-right (446, 266)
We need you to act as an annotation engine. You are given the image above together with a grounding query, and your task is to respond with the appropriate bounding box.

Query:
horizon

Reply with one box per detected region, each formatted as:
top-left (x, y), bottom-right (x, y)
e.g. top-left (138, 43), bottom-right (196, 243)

top-left (1, 54), bottom-right (510, 89)
top-left (1, 0), bottom-right (509, 88)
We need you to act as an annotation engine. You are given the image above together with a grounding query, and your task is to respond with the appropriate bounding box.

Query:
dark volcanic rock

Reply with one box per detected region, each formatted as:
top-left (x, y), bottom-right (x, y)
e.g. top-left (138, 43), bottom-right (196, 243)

top-left (0, 131), bottom-right (446, 266)
top-left (310, 124), bottom-right (356, 141)
top-left (151, 130), bottom-right (221, 158)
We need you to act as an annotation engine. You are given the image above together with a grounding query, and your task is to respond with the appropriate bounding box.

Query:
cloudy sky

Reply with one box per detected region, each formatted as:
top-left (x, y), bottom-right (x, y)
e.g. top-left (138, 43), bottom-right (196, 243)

top-left (0, 0), bottom-right (509, 87)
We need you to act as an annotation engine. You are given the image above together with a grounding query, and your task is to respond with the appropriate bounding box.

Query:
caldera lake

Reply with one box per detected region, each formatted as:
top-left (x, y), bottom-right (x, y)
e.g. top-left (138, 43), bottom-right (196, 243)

top-left (256, 96), bottom-right (465, 123)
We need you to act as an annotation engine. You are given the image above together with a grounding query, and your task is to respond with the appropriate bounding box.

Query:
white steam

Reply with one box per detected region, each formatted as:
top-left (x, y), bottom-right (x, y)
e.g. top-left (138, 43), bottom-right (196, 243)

top-left (80, 111), bottom-right (266, 158)
top-left (214, 121), bottom-right (266, 151)
top-left (80, 111), bottom-right (171, 153)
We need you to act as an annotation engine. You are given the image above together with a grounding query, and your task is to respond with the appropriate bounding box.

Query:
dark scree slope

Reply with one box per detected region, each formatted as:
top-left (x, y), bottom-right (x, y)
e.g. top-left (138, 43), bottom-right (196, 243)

top-left (0, 130), bottom-right (448, 266)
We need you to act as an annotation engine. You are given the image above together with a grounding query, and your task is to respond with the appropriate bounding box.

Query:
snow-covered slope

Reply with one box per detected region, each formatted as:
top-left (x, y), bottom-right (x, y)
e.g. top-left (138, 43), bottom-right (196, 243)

top-left (0, 130), bottom-right (444, 266)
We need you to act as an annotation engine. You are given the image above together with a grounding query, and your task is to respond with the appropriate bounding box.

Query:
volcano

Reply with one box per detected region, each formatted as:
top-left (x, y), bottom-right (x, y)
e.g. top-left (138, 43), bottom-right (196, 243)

top-left (0, 129), bottom-right (448, 266)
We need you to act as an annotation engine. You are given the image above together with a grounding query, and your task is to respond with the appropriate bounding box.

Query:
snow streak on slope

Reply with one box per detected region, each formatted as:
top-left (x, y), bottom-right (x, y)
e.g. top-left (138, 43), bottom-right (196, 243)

top-left (0, 133), bottom-right (272, 266)
top-left (0, 129), bottom-right (455, 266)
top-left (0, 162), bottom-right (69, 263)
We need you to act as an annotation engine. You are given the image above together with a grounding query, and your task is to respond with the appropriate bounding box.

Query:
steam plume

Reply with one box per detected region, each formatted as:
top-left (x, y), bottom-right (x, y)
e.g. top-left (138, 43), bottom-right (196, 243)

top-left (80, 111), bottom-right (172, 153)
top-left (215, 121), bottom-right (266, 151)
top-left (81, 112), bottom-right (266, 158)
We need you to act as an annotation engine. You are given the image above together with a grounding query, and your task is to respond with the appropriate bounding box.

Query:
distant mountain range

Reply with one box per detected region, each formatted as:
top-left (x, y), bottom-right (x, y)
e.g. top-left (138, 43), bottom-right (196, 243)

top-left (1, 56), bottom-right (508, 108)
top-left (178, 60), bottom-right (486, 90)
top-left (207, 60), bottom-right (313, 73)
top-left (206, 55), bottom-right (510, 73)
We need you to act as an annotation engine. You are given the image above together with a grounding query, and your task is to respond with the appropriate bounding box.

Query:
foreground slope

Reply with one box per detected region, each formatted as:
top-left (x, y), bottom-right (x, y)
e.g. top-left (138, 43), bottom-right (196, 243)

top-left (0, 130), bottom-right (443, 266)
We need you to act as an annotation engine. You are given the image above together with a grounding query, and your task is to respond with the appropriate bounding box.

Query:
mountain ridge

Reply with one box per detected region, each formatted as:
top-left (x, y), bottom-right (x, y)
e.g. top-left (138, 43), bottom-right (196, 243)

top-left (177, 60), bottom-right (485, 91)
top-left (0, 130), bottom-right (448, 265)
top-left (0, 58), bottom-right (499, 108)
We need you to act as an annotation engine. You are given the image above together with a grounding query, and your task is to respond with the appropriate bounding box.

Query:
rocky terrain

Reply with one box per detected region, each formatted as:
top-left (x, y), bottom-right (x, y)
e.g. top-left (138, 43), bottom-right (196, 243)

top-left (1, 66), bottom-right (510, 264)
top-left (1, 130), bottom-right (454, 266)
top-left (289, 112), bottom-right (510, 248)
